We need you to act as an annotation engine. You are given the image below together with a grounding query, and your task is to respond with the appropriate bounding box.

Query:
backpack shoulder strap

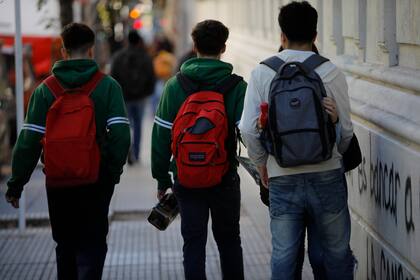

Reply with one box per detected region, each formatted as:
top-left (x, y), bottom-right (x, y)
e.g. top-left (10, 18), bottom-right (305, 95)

top-left (260, 56), bottom-right (285, 72)
top-left (44, 75), bottom-right (65, 99)
top-left (81, 71), bottom-right (105, 96)
top-left (302, 54), bottom-right (329, 71)
top-left (176, 72), bottom-right (199, 96)
top-left (215, 74), bottom-right (243, 95)
top-left (44, 72), bottom-right (105, 99)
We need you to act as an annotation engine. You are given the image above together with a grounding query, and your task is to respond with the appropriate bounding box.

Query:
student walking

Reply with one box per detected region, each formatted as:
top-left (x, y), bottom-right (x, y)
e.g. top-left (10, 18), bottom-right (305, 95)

top-left (239, 2), bottom-right (355, 279)
top-left (111, 30), bottom-right (155, 165)
top-left (5, 23), bottom-right (130, 280)
top-left (151, 20), bottom-right (246, 280)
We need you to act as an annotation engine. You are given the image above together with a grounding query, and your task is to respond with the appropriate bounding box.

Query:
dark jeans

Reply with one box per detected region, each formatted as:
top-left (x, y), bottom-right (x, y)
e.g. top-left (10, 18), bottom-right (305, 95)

top-left (46, 180), bottom-right (115, 280)
top-left (173, 172), bottom-right (244, 280)
top-left (126, 100), bottom-right (145, 161)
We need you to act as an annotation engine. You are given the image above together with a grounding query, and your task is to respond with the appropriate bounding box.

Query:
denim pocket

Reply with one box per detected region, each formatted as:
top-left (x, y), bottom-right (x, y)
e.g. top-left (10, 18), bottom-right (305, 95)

top-left (269, 180), bottom-right (300, 217)
top-left (312, 174), bottom-right (347, 214)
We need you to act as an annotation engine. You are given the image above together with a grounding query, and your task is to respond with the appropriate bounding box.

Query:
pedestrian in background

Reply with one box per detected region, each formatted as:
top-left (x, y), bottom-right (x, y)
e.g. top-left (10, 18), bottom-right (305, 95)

top-left (111, 30), bottom-right (155, 165)
top-left (0, 39), bottom-right (12, 179)
top-left (177, 47), bottom-right (197, 71)
top-left (151, 20), bottom-right (246, 280)
top-left (5, 23), bottom-right (130, 280)
top-left (150, 36), bottom-right (176, 115)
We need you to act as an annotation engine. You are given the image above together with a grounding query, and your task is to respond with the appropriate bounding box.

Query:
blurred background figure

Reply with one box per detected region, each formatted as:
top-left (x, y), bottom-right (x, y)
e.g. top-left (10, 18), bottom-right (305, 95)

top-left (151, 35), bottom-right (176, 115)
top-left (0, 0), bottom-right (61, 181)
top-left (111, 30), bottom-right (155, 165)
top-left (0, 40), bottom-right (13, 180)
top-left (177, 47), bottom-right (196, 71)
top-left (0, 0), bottom-right (190, 172)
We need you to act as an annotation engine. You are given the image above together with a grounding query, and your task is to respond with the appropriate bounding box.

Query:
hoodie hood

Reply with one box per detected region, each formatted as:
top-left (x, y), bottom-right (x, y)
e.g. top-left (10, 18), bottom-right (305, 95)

top-left (180, 58), bottom-right (233, 84)
top-left (52, 59), bottom-right (99, 88)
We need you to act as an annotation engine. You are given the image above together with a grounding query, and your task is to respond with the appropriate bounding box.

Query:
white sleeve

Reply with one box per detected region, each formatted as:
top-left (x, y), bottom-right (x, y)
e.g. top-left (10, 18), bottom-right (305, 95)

top-left (324, 71), bottom-right (353, 154)
top-left (238, 68), bottom-right (268, 166)
top-left (335, 121), bottom-right (342, 146)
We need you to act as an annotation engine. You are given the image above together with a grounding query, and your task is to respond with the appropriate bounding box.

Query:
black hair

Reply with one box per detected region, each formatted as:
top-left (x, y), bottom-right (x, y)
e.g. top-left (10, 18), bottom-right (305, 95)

top-left (156, 37), bottom-right (174, 53)
top-left (278, 1), bottom-right (318, 44)
top-left (128, 30), bottom-right (143, 46)
top-left (60, 23), bottom-right (95, 54)
top-left (191, 20), bottom-right (229, 56)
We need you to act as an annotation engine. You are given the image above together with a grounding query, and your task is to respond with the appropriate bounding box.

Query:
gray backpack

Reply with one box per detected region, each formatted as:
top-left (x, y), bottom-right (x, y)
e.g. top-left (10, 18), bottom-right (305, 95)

top-left (260, 54), bottom-right (336, 167)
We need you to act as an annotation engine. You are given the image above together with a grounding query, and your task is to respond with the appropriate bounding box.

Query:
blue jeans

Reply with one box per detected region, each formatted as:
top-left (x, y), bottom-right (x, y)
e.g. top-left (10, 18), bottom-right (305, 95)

top-left (126, 100), bottom-right (145, 160)
top-left (269, 169), bottom-right (354, 280)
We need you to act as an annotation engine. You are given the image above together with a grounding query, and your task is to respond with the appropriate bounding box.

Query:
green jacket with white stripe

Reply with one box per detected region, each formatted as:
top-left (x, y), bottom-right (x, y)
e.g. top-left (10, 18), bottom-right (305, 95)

top-left (151, 58), bottom-right (247, 191)
top-left (6, 59), bottom-right (130, 198)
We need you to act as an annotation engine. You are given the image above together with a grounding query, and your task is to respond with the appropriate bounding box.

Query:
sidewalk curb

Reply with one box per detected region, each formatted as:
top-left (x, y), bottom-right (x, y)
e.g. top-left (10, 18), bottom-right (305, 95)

top-left (0, 212), bottom-right (50, 229)
top-left (111, 210), bottom-right (151, 221)
top-left (0, 209), bottom-right (152, 230)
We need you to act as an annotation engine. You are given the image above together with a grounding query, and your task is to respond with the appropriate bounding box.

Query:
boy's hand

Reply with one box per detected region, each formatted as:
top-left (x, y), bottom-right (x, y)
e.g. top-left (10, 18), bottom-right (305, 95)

top-left (257, 165), bottom-right (269, 189)
top-left (5, 194), bottom-right (19, 208)
top-left (157, 190), bottom-right (166, 201)
top-left (322, 97), bottom-right (338, 124)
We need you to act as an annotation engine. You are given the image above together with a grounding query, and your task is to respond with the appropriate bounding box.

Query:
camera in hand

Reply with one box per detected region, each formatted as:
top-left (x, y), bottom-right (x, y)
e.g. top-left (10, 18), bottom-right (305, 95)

top-left (148, 193), bottom-right (179, 231)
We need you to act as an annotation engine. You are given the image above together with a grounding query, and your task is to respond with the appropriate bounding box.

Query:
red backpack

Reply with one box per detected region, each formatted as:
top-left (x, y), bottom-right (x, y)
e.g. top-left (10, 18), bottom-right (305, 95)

top-left (42, 71), bottom-right (104, 187)
top-left (171, 73), bottom-right (243, 188)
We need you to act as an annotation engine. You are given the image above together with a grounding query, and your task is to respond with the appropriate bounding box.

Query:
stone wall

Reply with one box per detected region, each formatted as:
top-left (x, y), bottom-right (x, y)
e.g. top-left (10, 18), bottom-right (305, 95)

top-left (194, 0), bottom-right (420, 278)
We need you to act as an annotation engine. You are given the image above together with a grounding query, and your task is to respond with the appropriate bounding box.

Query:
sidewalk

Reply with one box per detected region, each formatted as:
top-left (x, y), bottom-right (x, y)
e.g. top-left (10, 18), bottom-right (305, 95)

top-left (0, 117), bottom-right (314, 279)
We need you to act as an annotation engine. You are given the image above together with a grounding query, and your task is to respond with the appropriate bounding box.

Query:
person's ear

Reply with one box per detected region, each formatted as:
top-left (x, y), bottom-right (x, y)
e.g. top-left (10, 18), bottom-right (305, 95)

top-left (61, 47), bottom-right (69, 60)
top-left (220, 44), bottom-right (226, 54)
top-left (193, 44), bottom-right (203, 57)
top-left (281, 32), bottom-right (287, 49)
top-left (87, 47), bottom-right (94, 59)
top-left (312, 32), bottom-right (318, 44)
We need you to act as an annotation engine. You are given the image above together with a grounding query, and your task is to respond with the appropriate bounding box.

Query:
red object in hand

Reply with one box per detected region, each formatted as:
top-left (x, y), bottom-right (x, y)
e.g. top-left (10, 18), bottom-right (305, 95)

top-left (259, 102), bottom-right (269, 129)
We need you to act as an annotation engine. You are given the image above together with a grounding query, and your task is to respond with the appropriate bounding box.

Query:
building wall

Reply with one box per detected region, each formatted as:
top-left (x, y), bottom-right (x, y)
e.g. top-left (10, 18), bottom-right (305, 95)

top-left (194, 0), bottom-right (420, 278)
top-left (165, 0), bottom-right (196, 57)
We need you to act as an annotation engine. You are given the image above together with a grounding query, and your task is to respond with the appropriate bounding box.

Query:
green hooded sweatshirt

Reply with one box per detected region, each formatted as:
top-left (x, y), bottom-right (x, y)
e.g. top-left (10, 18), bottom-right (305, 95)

top-left (151, 58), bottom-right (247, 191)
top-left (7, 59), bottom-right (130, 198)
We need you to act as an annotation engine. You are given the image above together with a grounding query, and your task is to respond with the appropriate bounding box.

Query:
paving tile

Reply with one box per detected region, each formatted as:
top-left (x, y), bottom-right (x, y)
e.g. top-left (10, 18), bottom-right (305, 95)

top-left (0, 117), bottom-right (314, 279)
top-left (0, 213), bottom-right (315, 280)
